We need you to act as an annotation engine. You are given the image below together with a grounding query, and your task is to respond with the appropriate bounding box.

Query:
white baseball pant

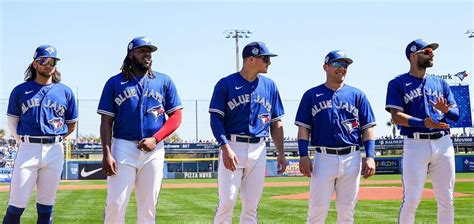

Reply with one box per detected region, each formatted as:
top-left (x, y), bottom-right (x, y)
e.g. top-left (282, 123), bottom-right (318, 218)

top-left (104, 138), bottom-right (165, 224)
top-left (213, 139), bottom-right (266, 224)
top-left (307, 151), bottom-right (362, 224)
top-left (399, 135), bottom-right (455, 224)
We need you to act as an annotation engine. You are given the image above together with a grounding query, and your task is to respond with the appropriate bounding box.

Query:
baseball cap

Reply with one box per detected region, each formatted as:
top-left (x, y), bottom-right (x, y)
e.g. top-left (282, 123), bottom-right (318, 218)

top-left (405, 39), bottom-right (438, 59)
top-left (128, 36), bottom-right (157, 53)
top-left (242, 42), bottom-right (278, 58)
top-left (324, 50), bottom-right (353, 65)
top-left (33, 45), bottom-right (60, 60)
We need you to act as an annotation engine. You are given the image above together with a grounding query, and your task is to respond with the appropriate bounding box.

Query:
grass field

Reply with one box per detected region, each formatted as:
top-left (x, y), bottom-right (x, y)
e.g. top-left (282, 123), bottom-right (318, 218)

top-left (0, 173), bottom-right (473, 223)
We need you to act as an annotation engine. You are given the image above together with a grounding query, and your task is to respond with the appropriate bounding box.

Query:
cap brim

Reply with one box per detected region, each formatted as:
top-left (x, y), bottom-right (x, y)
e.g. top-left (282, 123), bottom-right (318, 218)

top-left (260, 53), bottom-right (278, 57)
top-left (331, 58), bottom-right (353, 65)
top-left (133, 45), bottom-right (158, 52)
top-left (36, 56), bottom-right (61, 60)
top-left (423, 43), bottom-right (439, 51)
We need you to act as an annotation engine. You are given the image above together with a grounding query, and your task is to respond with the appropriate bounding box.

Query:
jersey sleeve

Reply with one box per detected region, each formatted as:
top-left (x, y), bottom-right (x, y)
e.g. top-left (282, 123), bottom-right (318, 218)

top-left (358, 92), bottom-right (376, 130)
top-left (97, 78), bottom-right (116, 117)
top-left (164, 77), bottom-right (183, 114)
top-left (294, 90), bottom-right (312, 130)
top-left (385, 78), bottom-right (404, 112)
top-left (271, 83), bottom-right (284, 122)
top-left (65, 88), bottom-right (78, 123)
top-left (6, 86), bottom-right (21, 118)
top-left (208, 79), bottom-right (227, 117)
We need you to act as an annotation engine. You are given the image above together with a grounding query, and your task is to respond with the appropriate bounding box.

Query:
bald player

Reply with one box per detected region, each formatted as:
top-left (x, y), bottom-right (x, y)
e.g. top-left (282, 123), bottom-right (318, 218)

top-left (386, 39), bottom-right (459, 224)
top-left (210, 41), bottom-right (286, 224)
top-left (4, 45), bottom-right (78, 224)
top-left (98, 36), bottom-right (183, 224)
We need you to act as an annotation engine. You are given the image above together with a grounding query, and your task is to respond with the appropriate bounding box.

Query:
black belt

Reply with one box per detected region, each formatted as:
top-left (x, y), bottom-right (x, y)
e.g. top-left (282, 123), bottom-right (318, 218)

top-left (407, 130), bottom-right (449, 140)
top-left (226, 135), bottom-right (263, 144)
top-left (20, 136), bottom-right (62, 144)
top-left (315, 146), bottom-right (360, 155)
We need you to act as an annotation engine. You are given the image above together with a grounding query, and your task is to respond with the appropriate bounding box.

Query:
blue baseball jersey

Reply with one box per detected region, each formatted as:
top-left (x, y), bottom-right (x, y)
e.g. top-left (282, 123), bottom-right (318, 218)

top-left (97, 71), bottom-right (183, 141)
top-left (385, 73), bottom-right (457, 135)
top-left (209, 72), bottom-right (284, 137)
top-left (295, 84), bottom-right (376, 147)
top-left (7, 81), bottom-right (78, 136)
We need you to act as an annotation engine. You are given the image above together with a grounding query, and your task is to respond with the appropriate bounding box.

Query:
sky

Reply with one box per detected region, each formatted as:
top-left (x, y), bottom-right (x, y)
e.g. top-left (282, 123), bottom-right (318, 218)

top-left (1, 0), bottom-right (473, 141)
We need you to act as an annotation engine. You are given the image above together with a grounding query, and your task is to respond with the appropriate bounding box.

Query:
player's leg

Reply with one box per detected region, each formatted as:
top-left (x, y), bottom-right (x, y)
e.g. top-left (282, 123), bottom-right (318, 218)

top-left (429, 136), bottom-right (455, 224)
top-left (334, 151), bottom-right (362, 224)
top-left (3, 143), bottom-right (41, 224)
top-left (213, 142), bottom-right (245, 224)
top-left (35, 143), bottom-right (64, 224)
top-left (135, 145), bottom-right (165, 224)
top-left (307, 153), bottom-right (338, 224)
top-left (239, 141), bottom-right (266, 224)
top-left (398, 138), bottom-right (430, 224)
top-left (104, 163), bottom-right (136, 224)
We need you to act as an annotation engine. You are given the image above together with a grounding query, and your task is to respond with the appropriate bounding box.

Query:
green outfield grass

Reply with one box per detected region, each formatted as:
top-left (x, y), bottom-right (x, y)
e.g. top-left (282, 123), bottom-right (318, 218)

top-left (0, 173), bottom-right (472, 223)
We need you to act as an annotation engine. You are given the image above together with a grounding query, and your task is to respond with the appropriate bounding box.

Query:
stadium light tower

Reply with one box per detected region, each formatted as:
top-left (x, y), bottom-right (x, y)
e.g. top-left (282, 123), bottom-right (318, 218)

top-left (224, 29), bottom-right (252, 71)
top-left (466, 29), bottom-right (474, 38)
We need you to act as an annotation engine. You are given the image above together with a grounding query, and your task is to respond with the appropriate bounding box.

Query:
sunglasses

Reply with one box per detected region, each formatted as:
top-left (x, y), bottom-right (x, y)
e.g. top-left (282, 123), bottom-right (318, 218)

top-left (254, 55), bottom-right (271, 63)
top-left (35, 58), bottom-right (58, 66)
top-left (330, 61), bottom-right (349, 69)
top-left (415, 48), bottom-right (433, 56)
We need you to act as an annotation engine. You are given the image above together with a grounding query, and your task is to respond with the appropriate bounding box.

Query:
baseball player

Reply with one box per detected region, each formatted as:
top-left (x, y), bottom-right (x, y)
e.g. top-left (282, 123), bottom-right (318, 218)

top-left (386, 39), bottom-right (459, 224)
top-left (98, 36), bottom-right (183, 224)
top-left (209, 41), bottom-right (287, 224)
top-left (3, 45), bottom-right (78, 224)
top-left (296, 50), bottom-right (376, 224)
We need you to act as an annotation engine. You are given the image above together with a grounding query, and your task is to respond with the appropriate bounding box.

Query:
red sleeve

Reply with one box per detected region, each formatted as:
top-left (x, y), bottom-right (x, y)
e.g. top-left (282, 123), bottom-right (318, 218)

top-left (153, 109), bottom-right (182, 142)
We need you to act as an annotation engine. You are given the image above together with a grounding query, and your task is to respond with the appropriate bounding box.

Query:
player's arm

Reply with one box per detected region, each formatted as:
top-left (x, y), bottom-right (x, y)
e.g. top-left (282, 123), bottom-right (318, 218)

top-left (270, 119), bottom-right (286, 174)
top-left (138, 109), bottom-right (183, 152)
top-left (100, 114), bottom-right (117, 176)
top-left (389, 108), bottom-right (449, 129)
top-left (7, 116), bottom-right (20, 143)
top-left (210, 112), bottom-right (239, 171)
top-left (63, 122), bottom-right (77, 139)
top-left (297, 126), bottom-right (312, 177)
top-left (362, 127), bottom-right (376, 178)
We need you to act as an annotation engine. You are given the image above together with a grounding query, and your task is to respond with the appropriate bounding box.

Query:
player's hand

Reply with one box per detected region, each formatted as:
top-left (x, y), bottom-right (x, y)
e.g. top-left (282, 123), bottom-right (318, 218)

top-left (362, 157), bottom-right (376, 179)
top-left (424, 117), bottom-right (450, 129)
top-left (277, 152), bottom-right (287, 174)
top-left (102, 154), bottom-right (117, 176)
top-left (429, 96), bottom-right (450, 113)
top-left (221, 144), bottom-right (239, 172)
top-left (299, 156), bottom-right (313, 177)
top-left (137, 137), bottom-right (157, 152)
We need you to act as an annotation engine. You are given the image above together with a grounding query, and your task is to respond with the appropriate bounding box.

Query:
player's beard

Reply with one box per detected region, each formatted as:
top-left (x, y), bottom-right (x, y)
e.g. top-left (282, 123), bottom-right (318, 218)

top-left (36, 68), bottom-right (54, 79)
top-left (131, 56), bottom-right (152, 73)
top-left (417, 57), bottom-right (433, 69)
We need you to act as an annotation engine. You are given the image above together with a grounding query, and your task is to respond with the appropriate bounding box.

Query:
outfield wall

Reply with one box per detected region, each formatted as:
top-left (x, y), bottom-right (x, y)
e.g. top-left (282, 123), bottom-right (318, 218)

top-left (62, 155), bottom-right (474, 180)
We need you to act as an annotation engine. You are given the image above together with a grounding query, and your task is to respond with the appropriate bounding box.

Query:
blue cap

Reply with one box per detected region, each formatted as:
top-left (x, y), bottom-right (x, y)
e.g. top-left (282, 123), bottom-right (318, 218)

top-left (242, 42), bottom-right (277, 58)
top-left (405, 39), bottom-right (438, 59)
top-left (33, 45), bottom-right (60, 60)
top-left (324, 50), bottom-right (353, 64)
top-left (127, 36), bottom-right (157, 53)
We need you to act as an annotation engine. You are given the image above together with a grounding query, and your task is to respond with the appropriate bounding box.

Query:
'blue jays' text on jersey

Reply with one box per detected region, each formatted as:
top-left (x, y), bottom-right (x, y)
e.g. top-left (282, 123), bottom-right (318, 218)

top-left (7, 81), bottom-right (78, 136)
top-left (385, 73), bottom-right (457, 135)
top-left (295, 84), bottom-right (376, 147)
top-left (97, 71), bottom-right (182, 141)
top-left (209, 73), bottom-right (284, 137)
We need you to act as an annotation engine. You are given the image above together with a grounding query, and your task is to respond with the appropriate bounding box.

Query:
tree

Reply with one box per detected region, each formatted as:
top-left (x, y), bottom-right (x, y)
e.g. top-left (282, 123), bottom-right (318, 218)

top-left (0, 128), bottom-right (4, 139)
top-left (165, 133), bottom-right (182, 143)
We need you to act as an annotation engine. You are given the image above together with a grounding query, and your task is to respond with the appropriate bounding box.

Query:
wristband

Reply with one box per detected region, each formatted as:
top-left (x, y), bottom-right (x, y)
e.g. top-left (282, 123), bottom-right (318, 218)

top-left (408, 117), bottom-right (425, 128)
top-left (363, 140), bottom-right (375, 158)
top-left (298, 139), bottom-right (309, 157)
